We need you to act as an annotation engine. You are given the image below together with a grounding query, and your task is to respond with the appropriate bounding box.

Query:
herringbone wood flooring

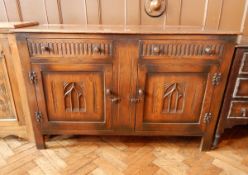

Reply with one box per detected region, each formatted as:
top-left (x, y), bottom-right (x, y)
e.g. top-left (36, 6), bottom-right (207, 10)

top-left (0, 127), bottom-right (248, 175)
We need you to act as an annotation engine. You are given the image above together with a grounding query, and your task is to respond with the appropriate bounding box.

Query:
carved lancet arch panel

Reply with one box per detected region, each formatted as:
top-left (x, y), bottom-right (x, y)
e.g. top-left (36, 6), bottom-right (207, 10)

top-left (64, 82), bottom-right (86, 113)
top-left (143, 71), bottom-right (208, 123)
top-left (161, 83), bottom-right (185, 114)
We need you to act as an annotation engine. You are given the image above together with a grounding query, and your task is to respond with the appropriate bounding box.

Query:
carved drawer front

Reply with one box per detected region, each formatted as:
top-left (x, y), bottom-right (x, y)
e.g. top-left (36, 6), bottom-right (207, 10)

top-left (239, 52), bottom-right (248, 74)
top-left (27, 38), bottom-right (113, 58)
top-left (139, 40), bottom-right (224, 59)
top-left (228, 101), bottom-right (248, 119)
top-left (233, 78), bottom-right (248, 98)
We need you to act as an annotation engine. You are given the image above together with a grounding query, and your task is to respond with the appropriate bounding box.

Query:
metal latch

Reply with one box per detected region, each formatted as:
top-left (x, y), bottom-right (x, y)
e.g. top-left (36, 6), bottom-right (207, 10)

top-left (29, 71), bottom-right (38, 84)
top-left (35, 111), bottom-right (42, 122)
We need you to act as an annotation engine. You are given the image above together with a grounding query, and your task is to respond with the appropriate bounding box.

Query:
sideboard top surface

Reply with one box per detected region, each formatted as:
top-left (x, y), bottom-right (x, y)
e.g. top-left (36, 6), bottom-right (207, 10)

top-left (11, 24), bottom-right (241, 35)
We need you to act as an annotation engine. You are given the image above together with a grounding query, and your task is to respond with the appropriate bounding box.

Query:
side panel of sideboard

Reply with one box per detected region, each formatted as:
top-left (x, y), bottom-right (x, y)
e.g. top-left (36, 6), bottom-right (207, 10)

top-left (0, 34), bottom-right (28, 138)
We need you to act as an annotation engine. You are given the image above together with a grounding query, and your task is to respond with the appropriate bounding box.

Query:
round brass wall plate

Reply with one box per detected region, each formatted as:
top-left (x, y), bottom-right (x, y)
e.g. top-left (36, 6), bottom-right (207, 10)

top-left (145, 0), bottom-right (166, 17)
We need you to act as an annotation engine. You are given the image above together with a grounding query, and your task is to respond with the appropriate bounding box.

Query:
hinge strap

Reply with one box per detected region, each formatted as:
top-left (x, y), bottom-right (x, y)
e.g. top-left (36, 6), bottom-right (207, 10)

top-left (204, 112), bottom-right (212, 124)
top-left (35, 111), bottom-right (42, 122)
top-left (212, 73), bottom-right (222, 86)
top-left (29, 71), bottom-right (37, 84)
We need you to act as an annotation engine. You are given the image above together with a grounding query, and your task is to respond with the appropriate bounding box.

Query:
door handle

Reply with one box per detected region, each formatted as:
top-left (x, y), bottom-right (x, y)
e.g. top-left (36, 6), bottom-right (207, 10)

top-left (130, 89), bottom-right (144, 103)
top-left (106, 89), bottom-right (120, 104)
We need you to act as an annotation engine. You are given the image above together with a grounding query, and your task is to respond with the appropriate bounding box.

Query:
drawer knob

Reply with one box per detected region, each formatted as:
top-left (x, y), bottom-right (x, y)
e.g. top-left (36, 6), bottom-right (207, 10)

top-left (153, 46), bottom-right (160, 54)
top-left (41, 45), bottom-right (51, 52)
top-left (106, 89), bottom-right (120, 104)
top-left (93, 45), bottom-right (101, 54)
top-left (241, 108), bottom-right (247, 117)
top-left (204, 47), bottom-right (214, 55)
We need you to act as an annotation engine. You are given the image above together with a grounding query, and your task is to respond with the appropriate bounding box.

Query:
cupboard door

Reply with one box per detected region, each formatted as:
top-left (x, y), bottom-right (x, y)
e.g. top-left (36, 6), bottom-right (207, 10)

top-left (135, 63), bottom-right (218, 134)
top-left (33, 63), bottom-right (113, 131)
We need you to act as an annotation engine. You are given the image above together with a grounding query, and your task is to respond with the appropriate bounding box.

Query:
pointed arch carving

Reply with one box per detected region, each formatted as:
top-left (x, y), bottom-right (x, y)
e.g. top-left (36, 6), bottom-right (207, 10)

top-left (64, 82), bottom-right (86, 112)
top-left (161, 83), bottom-right (185, 113)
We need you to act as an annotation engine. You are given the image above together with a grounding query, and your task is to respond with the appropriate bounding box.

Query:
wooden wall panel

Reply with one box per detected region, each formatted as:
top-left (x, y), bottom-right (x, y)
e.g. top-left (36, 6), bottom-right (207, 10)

top-left (100, 0), bottom-right (125, 25)
top-left (126, 0), bottom-right (140, 25)
top-left (180, 0), bottom-right (205, 26)
top-left (219, 0), bottom-right (246, 31)
top-left (205, 0), bottom-right (223, 30)
top-left (0, 0), bottom-right (8, 22)
top-left (60, 0), bottom-right (86, 24)
top-left (166, 0), bottom-right (181, 26)
top-left (86, 0), bottom-right (100, 24)
top-left (4, 0), bottom-right (20, 21)
top-left (19, 0), bottom-right (47, 23)
top-left (243, 9), bottom-right (248, 35)
top-left (45, 0), bottom-right (60, 24)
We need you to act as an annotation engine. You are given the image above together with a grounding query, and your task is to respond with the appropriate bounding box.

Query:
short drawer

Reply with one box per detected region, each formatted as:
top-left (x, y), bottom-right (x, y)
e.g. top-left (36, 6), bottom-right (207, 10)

top-left (139, 40), bottom-right (225, 59)
top-left (27, 38), bottom-right (113, 58)
top-left (233, 78), bottom-right (248, 98)
top-left (239, 52), bottom-right (248, 74)
top-left (228, 101), bottom-right (248, 119)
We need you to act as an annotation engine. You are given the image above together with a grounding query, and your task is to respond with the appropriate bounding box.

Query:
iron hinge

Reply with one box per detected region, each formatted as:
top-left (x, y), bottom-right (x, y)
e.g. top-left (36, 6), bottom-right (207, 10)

top-left (35, 111), bottom-right (42, 122)
top-left (212, 73), bottom-right (222, 86)
top-left (204, 113), bottom-right (212, 124)
top-left (29, 71), bottom-right (37, 84)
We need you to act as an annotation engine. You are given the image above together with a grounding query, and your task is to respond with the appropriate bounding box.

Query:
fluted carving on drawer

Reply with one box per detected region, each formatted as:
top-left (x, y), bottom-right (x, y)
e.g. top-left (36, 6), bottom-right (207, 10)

top-left (27, 39), bottom-right (113, 58)
top-left (140, 41), bottom-right (225, 58)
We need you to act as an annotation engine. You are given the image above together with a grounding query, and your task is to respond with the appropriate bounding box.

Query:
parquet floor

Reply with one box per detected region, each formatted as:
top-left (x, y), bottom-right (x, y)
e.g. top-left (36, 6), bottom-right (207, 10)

top-left (0, 127), bottom-right (248, 175)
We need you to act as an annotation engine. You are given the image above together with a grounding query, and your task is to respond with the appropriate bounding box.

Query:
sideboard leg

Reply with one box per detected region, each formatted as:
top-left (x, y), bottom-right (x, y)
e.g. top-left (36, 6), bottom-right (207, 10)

top-left (212, 133), bottom-right (221, 149)
top-left (200, 135), bottom-right (213, 151)
top-left (36, 135), bottom-right (46, 149)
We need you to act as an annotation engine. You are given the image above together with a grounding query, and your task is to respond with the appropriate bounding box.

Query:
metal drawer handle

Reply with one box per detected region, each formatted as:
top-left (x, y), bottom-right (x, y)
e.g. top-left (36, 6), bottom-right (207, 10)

top-left (130, 89), bottom-right (144, 103)
top-left (241, 108), bottom-right (247, 117)
top-left (204, 47), bottom-right (214, 55)
top-left (93, 45), bottom-right (101, 54)
top-left (106, 89), bottom-right (120, 103)
top-left (153, 46), bottom-right (160, 54)
top-left (41, 45), bottom-right (52, 52)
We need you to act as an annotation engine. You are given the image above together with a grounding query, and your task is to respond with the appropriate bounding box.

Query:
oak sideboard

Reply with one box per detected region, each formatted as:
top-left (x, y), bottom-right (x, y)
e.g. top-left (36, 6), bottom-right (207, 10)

top-left (11, 25), bottom-right (237, 151)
